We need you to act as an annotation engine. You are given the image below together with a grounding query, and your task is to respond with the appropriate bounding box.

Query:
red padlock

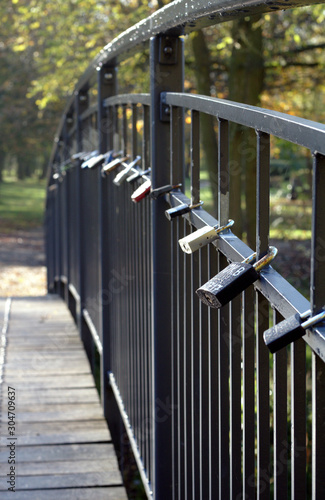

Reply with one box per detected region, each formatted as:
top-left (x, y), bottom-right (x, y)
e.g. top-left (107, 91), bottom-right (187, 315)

top-left (131, 180), bottom-right (151, 203)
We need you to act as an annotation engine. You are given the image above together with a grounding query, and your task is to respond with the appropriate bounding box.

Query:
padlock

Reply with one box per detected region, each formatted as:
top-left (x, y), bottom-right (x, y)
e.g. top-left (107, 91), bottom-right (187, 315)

top-left (150, 183), bottom-right (182, 200)
top-left (126, 168), bottom-right (151, 183)
top-left (165, 201), bottom-right (204, 221)
top-left (178, 219), bottom-right (234, 254)
top-left (264, 309), bottom-right (325, 353)
top-left (113, 156), bottom-right (141, 186)
top-left (196, 246), bottom-right (277, 308)
top-left (72, 151), bottom-right (89, 161)
top-left (131, 179), bottom-right (152, 203)
top-left (80, 150), bottom-right (99, 168)
top-left (102, 155), bottom-right (129, 174)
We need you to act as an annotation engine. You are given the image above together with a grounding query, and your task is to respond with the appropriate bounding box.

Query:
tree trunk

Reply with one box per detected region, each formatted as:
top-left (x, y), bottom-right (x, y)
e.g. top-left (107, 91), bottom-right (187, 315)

top-left (191, 30), bottom-right (219, 216)
top-left (228, 15), bottom-right (264, 249)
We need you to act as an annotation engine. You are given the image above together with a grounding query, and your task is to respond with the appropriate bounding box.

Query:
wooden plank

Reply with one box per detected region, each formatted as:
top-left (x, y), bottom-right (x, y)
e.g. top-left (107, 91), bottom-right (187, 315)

top-left (0, 388), bottom-right (99, 404)
top-left (0, 403), bottom-right (104, 422)
top-left (2, 374), bottom-right (95, 388)
top-left (0, 443), bottom-right (116, 462)
top-left (5, 360), bottom-right (92, 375)
top-left (0, 296), bottom-right (127, 498)
top-left (1, 471), bottom-right (123, 489)
top-left (0, 487), bottom-right (127, 499)
top-left (0, 457), bottom-right (121, 476)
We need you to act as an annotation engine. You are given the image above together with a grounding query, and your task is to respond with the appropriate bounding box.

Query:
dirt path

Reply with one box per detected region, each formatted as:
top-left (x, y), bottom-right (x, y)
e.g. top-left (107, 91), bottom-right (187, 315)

top-left (0, 227), bottom-right (310, 299)
top-left (0, 228), bottom-right (47, 297)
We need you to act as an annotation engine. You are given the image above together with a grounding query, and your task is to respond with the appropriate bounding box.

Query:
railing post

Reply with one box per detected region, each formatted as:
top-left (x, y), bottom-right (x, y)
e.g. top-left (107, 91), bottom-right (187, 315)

top-left (311, 153), bottom-right (325, 499)
top-left (150, 33), bottom-right (184, 499)
top-left (97, 64), bottom-right (117, 417)
top-left (62, 113), bottom-right (73, 305)
top-left (75, 88), bottom-right (89, 344)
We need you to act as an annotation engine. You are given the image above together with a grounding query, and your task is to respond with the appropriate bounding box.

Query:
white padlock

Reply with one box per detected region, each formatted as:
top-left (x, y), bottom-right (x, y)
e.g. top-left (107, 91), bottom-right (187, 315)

top-left (113, 156), bottom-right (141, 186)
top-left (178, 219), bottom-right (234, 254)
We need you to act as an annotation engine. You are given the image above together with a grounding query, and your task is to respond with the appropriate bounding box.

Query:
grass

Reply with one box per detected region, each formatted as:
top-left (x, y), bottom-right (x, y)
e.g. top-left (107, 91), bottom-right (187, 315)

top-left (185, 168), bottom-right (312, 241)
top-left (0, 175), bottom-right (46, 233)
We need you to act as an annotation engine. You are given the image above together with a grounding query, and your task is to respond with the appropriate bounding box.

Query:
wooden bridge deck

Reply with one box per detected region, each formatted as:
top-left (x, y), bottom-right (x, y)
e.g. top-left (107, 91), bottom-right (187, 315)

top-left (0, 295), bottom-right (127, 499)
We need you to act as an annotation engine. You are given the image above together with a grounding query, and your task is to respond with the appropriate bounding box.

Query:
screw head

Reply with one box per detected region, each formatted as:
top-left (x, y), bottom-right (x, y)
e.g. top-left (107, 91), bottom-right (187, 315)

top-left (164, 46), bottom-right (173, 55)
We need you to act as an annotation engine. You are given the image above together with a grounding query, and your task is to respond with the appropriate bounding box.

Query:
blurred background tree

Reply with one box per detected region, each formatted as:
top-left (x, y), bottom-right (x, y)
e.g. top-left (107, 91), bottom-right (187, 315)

top-left (0, 0), bottom-right (324, 245)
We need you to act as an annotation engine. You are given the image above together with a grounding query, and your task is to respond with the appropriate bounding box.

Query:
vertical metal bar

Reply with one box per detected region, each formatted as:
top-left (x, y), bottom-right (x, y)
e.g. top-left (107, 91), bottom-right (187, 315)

top-left (256, 292), bottom-right (270, 500)
top-left (191, 235), bottom-right (200, 499)
top-left (189, 106), bottom-right (200, 498)
top-left (311, 151), bottom-right (325, 500)
top-left (273, 310), bottom-right (288, 499)
top-left (209, 248), bottom-right (219, 500)
top-left (291, 339), bottom-right (306, 499)
top-left (217, 116), bottom-right (230, 498)
top-left (143, 104), bottom-right (153, 480)
top-left (170, 105), bottom-right (185, 186)
top-left (190, 110), bottom-right (200, 206)
top-left (256, 131), bottom-right (270, 258)
top-left (199, 244), bottom-right (210, 500)
top-left (184, 219), bottom-right (192, 499)
top-left (178, 217), bottom-right (186, 498)
top-left (132, 103), bottom-right (138, 159)
top-left (150, 34), bottom-right (184, 500)
top-left (218, 118), bottom-right (229, 226)
top-left (170, 104), bottom-right (184, 499)
top-left (218, 253), bottom-right (230, 500)
top-left (230, 293), bottom-right (242, 500)
top-left (122, 104), bottom-right (127, 156)
top-left (242, 286), bottom-right (255, 499)
top-left (98, 65), bottom-right (117, 418)
top-left (75, 89), bottom-right (89, 336)
top-left (143, 105), bottom-right (150, 171)
top-left (256, 130), bottom-right (271, 499)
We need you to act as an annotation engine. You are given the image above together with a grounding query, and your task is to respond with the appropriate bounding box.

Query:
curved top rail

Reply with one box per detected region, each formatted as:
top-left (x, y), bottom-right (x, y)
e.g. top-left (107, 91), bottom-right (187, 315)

top-left (69, 0), bottom-right (321, 106)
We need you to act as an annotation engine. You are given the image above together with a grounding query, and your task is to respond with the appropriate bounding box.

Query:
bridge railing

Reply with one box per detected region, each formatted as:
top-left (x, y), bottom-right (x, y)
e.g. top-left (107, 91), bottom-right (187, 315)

top-left (46, 0), bottom-right (325, 498)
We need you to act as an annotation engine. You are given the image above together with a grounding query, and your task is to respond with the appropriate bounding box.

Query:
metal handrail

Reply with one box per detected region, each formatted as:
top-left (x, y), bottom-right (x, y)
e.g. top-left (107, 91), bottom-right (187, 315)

top-left (163, 92), bottom-right (325, 154)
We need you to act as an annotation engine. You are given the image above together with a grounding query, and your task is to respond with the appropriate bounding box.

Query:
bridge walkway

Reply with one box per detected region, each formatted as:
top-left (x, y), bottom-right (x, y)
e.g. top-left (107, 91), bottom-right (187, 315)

top-left (0, 295), bottom-right (127, 500)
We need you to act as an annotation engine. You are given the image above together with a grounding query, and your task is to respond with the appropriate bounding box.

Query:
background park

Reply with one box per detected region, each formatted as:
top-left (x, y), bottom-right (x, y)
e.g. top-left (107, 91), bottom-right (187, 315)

top-left (0, 1), bottom-right (324, 497)
top-left (1, 1), bottom-right (324, 299)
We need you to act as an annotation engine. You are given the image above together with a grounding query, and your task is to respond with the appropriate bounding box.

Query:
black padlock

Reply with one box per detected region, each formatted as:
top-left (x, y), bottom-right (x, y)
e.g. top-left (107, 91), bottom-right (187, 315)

top-left (151, 183), bottom-right (182, 200)
top-left (264, 309), bottom-right (325, 353)
top-left (165, 201), bottom-right (203, 221)
top-left (196, 247), bottom-right (277, 308)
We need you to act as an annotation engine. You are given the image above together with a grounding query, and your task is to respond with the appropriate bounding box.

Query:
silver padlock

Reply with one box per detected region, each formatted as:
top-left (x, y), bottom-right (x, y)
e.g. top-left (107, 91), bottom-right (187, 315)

top-left (102, 155), bottom-right (129, 174)
top-left (113, 156), bottom-right (141, 186)
top-left (178, 219), bottom-right (234, 254)
top-left (126, 168), bottom-right (151, 183)
top-left (80, 150), bottom-right (99, 168)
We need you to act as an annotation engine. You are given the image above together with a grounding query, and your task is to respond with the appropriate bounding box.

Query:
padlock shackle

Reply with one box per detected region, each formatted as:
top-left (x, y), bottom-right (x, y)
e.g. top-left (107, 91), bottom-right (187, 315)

top-left (301, 309), bottom-right (325, 330)
top-left (214, 219), bottom-right (234, 234)
top-left (243, 252), bottom-right (257, 265)
top-left (189, 201), bottom-right (204, 209)
top-left (253, 246), bottom-right (278, 273)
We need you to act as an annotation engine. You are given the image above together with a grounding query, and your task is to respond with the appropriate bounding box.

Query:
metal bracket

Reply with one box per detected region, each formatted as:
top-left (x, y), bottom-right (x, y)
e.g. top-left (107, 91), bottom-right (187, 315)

top-left (159, 36), bottom-right (178, 65)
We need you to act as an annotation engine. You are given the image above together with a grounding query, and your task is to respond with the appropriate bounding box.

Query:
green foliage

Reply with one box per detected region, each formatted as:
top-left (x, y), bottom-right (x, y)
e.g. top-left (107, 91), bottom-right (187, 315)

top-left (0, 175), bottom-right (46, 232)
top-left (1, 0), bottom-right (324, 185)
